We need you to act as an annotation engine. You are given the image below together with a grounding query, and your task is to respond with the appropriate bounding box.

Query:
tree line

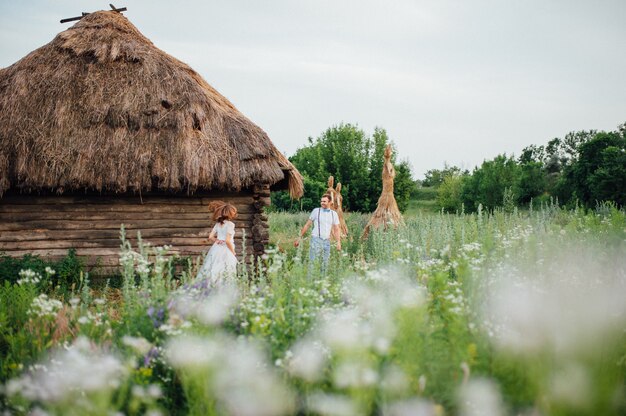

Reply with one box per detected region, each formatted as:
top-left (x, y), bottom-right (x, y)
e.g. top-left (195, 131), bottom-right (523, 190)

top-left (271, 124), bottom-right (415, 213)
top-left (272, 121), bottom-right (625, 213)
top-left (431, 122), bottom-right (626, 212)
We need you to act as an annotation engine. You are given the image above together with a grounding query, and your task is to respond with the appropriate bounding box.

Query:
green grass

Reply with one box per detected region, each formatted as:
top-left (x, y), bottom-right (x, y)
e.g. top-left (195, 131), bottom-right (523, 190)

top-left (406, 186), bottom-right (440, 215)
top-left (2, 204), bottom-right (625, 415)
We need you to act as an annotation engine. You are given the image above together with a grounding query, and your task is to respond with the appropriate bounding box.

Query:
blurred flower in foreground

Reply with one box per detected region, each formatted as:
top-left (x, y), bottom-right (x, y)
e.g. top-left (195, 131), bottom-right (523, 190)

top-left (383, 398), bottom-right (440, 416)
top-left (549, 363), bottom-right (591, 409)
top-left (482, 247), bottom-right (626, 355)
top-left (307, 392), bottom-right (359, 416)
top-left (458, 378), bottom-right (504, 416)
top-left (317, 269), bottom-right (425, 353)
top-left (5, 336), bottom-right (126, 404)
top-left (286, 338), bottom-right (328, 382)
top-left (166, 333), bottom-right (294, 416)
top-left (122, 335), bottom-right (153, 355)
top-left (170, 281), bottom-right (239, 326)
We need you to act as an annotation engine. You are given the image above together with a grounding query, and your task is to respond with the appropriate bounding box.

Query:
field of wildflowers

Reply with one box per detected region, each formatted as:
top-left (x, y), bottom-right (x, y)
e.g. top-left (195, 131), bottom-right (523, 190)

top-left (1, 203), bottom-right (625, 415)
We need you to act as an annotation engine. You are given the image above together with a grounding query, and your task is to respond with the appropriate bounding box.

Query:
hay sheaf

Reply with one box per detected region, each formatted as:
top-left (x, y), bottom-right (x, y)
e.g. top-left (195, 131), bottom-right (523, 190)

top-left (326, 176), bottom-right (348, 238)
top-left (0, 11), bottom-right (303, 198)
top-left (362, 145), bottom-right (403, 239)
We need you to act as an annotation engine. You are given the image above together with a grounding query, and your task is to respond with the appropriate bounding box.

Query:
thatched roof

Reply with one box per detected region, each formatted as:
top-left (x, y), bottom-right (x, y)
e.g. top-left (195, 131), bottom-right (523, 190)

top-left (0, 11), bottom-right (303, 198)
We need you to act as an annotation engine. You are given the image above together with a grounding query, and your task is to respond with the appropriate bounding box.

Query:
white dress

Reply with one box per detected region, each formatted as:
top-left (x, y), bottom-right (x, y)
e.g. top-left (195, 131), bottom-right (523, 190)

top-left (197, 221), bottom-right (238, 285)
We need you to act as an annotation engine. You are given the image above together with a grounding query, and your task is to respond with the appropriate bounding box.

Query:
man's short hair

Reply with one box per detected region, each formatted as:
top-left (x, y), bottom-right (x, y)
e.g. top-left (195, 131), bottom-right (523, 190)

top-left (321, 193), bottom-right (332, 201)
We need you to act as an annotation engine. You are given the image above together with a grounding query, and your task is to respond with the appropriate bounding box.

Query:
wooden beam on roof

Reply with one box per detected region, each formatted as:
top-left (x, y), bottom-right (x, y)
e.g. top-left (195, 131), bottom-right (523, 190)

top-left (60, 6), bottom-right (127, 23)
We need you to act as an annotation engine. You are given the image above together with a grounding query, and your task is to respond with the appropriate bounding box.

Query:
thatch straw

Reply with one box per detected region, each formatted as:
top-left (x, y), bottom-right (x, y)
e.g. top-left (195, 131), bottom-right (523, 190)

top-left (326, 176), bottom-right (348, 238)
top-left (361, 145), bottom-right (403, 239)
top-left (0, 11), bottom-right (303, 198)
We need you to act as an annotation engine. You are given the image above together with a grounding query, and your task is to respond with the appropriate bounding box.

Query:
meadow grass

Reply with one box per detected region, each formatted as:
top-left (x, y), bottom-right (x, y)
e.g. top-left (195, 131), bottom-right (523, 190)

top-left (1, 203), bottom-right (625, 415)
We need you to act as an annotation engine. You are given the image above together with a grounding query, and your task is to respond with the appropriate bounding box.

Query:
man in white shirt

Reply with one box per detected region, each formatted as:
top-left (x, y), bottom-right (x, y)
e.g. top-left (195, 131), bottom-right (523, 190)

top-left (294, 193), bottom-right (342, 272)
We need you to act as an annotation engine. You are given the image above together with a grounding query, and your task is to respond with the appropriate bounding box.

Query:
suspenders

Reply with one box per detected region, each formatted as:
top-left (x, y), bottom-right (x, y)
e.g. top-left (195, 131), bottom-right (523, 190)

top-left (318, 208), bottom-right (321, 238)
top-left (316, 209), bottom-right (336, 239)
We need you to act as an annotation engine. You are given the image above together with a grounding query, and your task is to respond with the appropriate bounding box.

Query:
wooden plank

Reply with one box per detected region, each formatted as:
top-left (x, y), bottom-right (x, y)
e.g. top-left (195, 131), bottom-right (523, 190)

top-left (0, 192), bottom-right (268, 266)
top-left (0, 237), bottom-right (255, 250)
top-left (0, 227), bottom-right (257, 242)
top-left (0, 235), bottom-right (255, 246)
top-left (2, 245), bottom-right (252, 258)
top-left (0, 204), bottom-right (258, 214)
top-left (0, 194), bottom-right (254, 205)
top-left (0, 219), bottom-right (257, 231)
top-left (0, 228), bottom-right (252, 243)
top-left (0, 212), bottom-right (256, 222)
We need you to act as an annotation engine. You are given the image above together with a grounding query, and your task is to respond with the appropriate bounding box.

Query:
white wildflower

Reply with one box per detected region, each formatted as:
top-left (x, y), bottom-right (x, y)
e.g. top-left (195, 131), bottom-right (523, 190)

top-left (165, 336), bottom-right (221, 369)
top-left (458, 378), bottom-right (503, 416)
top-left (307, 393), bottom-right (359, 416)
top-left (28, 294), bottom-right (63, 319)
top-left (122, 336), bottom-right (153, 355)
top-left (5, 337), bottom-right (126, 403)
top-left (287, 339), bottom-right (327, 382)
top-left (195, 286), bottom-right (239, 326)
top-left (384, 398), bottom-right (439, 416)
top-left (549, 364), bottom-right (591, 408)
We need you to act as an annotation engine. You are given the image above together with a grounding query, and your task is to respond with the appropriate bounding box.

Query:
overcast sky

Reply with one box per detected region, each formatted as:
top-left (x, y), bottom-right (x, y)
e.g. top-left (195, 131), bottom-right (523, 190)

top-left (1, 1), bottom-right (625, 177)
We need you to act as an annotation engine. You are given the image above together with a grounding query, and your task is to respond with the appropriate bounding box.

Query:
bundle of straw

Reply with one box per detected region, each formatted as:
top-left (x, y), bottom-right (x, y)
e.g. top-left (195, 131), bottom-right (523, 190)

top-left (326, 176), bottom-right (348, 238)
top-left (362, 145), bottom-right (403, 239)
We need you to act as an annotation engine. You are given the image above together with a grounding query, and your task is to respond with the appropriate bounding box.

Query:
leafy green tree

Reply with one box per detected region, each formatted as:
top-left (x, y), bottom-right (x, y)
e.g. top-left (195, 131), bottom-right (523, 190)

top-left (422, 165), bottom-right (464, 188)
top-left (366, 128), bottom-right (415, 212)
top-left (393, 160), bottom-right (416, 212)
top-left (569, 131), bottom-right (626, 206)
top-left (519, 144), bottom-right (545, 164)
top-left (270, 176), bottom-right (326, 212)
top-left (437, 173), bottom-right (466, 213)
top-left (288, 138), bottom-right (324, 179)
top-left (315, 124), bottom-right (372, 212)
top-left (367, 128), bottom-right (389, 211)
top-left (516, 161), bottom-right (547, 204)
top-left (461, 155), bottom-right (520, 211)
top-left (562, 130), bottom-right (597, 160)
top-left (271, 124), bottom-right (415, 213)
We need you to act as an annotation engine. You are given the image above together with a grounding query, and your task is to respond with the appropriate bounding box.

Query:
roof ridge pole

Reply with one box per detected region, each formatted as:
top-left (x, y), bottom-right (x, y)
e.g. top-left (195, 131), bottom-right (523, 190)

top-left (60, 5), bottom-right (127, 23)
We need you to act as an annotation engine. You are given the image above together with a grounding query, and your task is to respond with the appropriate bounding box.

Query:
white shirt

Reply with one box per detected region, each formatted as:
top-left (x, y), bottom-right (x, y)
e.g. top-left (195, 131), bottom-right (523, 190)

top-left (309, 208), bottom-right (339, 240)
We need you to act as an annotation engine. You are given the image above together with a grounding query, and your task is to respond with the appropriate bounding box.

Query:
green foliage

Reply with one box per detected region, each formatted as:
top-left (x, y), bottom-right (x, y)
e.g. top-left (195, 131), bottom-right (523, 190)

top-left (0, 249), bottom-right (84, 291)
top-left (367, 127), bottom-right (389, 207)
top-left (0, 281), bottom-right (40, 380)
top-left (461, 154), bottom-right (521, 212)
top-left (272, 124), bottom-right (416, 213)
top-left (422, 165), bottom-right (466, 188)
top-left (412, 186), bottom-right (438, 201)
top-left (516, 161), bottom-right (546, 204)
top-left (3, 208), bottom-right (626, 415)
top-left (270, 176), bottom-right (326, 213)
top-left (434, 122), bottom-right (625, 212)
top-left (568, 131), bottom-right (626, 207)
top-left (437, 173), bottom-right (466, 213)
top-left (54, 249), bottom-right (85, 290)
top-left (405, 186), bottom-right (439, 215)
top-left (0, 254), bottom-right (48, 285)
top-left (393, 160), bottom-right (415, 212)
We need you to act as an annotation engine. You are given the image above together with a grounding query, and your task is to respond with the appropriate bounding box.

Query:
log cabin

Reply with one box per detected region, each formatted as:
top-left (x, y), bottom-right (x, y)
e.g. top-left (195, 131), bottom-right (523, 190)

top-left (0, 10), bottom-right (303, 272)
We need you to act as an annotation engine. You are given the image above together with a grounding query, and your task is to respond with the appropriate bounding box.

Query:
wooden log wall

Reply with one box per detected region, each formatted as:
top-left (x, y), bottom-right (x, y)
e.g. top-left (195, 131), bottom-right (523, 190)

top-left (0, 190), bottom-right (269, 274)
top-left (252, 184), bottom-right (271, 254)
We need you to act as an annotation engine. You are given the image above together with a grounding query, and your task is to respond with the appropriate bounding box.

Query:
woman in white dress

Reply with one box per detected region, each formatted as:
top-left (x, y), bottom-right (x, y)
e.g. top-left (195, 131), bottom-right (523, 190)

top-left (197, 201), bottom-right (238, 285)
